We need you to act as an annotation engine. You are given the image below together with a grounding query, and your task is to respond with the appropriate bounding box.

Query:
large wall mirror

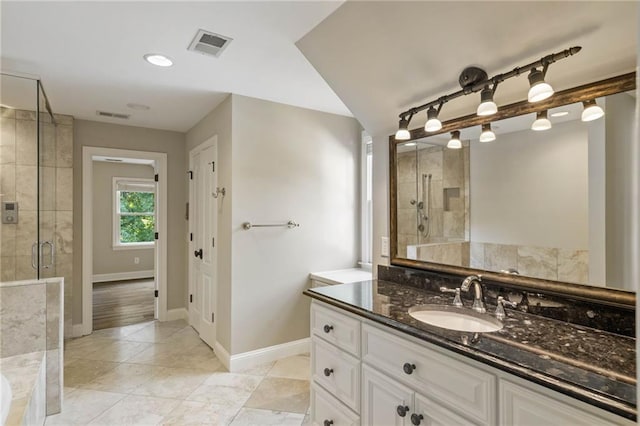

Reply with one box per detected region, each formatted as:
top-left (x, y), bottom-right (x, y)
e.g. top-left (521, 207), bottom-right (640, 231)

top-left (390, 73), bottom-right (636, 305)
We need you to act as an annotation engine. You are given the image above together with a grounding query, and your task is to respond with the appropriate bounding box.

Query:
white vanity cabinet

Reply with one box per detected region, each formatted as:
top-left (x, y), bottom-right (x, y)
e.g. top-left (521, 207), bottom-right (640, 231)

top-left (309, 300), bottom-right (634, 426)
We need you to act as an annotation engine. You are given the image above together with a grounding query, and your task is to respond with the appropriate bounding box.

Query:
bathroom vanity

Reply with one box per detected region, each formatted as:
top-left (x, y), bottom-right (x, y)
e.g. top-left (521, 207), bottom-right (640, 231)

top-left (303, 272), bottom-right (635, 425)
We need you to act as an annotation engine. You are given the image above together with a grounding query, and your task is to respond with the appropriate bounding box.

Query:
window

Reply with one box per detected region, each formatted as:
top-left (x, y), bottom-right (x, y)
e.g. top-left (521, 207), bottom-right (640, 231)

top-left (113, 178), bottom-right (156, 249)
top-left (361, 131), bottom-right (373, 267)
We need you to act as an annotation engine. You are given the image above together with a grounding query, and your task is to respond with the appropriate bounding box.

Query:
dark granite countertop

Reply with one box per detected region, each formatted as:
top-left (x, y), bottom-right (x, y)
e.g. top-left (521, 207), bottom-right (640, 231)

top-left (304, 280), bottom-right (636, 421)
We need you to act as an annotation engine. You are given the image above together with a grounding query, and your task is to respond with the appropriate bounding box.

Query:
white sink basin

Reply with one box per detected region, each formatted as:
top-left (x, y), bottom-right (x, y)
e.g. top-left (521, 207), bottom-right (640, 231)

top-left (408, 305), bottom-right (503, 333)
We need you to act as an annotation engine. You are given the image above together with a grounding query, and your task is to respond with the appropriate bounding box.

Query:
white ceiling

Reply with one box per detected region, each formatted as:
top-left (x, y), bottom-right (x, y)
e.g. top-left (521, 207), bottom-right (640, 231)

top-left (1, 1), bottom-right (350, 132)
top-left (297, 1), bottom-right (638, 137)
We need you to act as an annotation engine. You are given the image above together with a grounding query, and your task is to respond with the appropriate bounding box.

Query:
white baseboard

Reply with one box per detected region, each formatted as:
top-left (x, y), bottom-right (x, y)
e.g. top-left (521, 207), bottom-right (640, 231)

top-left (214, 341), bottom-right (231, 371)
top-left (228, 337), bottom-right (310, 373)
top-left (92, 270), bottom-right (154, 283)
top-left (165, 308), bottom-right (188, 322)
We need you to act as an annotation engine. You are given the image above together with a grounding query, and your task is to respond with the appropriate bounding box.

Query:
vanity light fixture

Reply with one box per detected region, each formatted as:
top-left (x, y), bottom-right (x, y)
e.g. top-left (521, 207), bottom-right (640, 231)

top-left (394, 46), bottom-right (581, 140)
top-left (527, 68), bottom-right (554, 102)
top-left (395, 117), bottom-right (411, 140)
top-left (424, 105), bottom-right (443, 132)
top-left (477, 86), bottom-right (498, 116)
top-left (143, 53), bottom-right (173, 67)
top-left (447, 131), bottom-right (462, 149)
top-left (531, 110), bottom-right (552, 131)
top-left (479, 123), bottom-right (496, 142)
top-left (581, 99), bottom-right (605, 122)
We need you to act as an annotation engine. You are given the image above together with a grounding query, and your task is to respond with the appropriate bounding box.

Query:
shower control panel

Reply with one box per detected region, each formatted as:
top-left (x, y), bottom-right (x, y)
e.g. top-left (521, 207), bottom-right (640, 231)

top-left (2, 202), bottom-right (18, 224)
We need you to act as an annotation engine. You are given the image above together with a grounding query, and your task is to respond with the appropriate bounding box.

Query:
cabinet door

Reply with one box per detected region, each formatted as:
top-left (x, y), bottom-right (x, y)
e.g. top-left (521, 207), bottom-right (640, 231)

top-left (413, 393), bottom-right (476, 426)
top-left (311, 383), bottom-right (359, 426)
top-left (500, 380), bottom-right (620, 426)
top-left (362, 365), bottom-right (413, 426)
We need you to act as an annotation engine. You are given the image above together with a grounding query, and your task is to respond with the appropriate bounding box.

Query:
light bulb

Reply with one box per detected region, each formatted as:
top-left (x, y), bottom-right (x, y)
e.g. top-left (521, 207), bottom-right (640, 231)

top-left (395, 118), bottom-right (411, 140)
top-left (581, 99), bottom-right (604, 122)
top-left (447, 131), bottom-right (462, 149)
top-left (531, 110), bottom-right (552, 131)
top-left (477, 87), bottom-right (497, 116)
top-left (479, 123), bottom-right (496, 142)
top-left (143, 54), bottom-right (173, 67)
top-left (527, 68), bottom-right (554, 102)
top-left (424, 106), bottom-right (442, 132)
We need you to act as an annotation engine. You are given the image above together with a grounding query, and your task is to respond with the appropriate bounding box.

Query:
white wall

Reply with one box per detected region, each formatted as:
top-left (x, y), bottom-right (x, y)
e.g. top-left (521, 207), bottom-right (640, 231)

top-left (470, 119), bottom-right (589, 250)
top-left (230, 95), bottom-right (361, 354)
top-left (605, 92), bottom-right (637, 290)
top-left (372, 132), bottom-right (390, 276)
top-left (92, 161), bottom-right (155, 276)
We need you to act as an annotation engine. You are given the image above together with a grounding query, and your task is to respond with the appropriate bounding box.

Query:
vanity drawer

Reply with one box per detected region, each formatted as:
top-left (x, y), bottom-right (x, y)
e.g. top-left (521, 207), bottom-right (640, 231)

top-left (311, 302), bottom-right (361, 356)
top-left (311, 382), bottom-right (360, 426)
top-left (312, 337), bottom-right (361, 413)
top-left (362, 323), bottom-right (495, 425)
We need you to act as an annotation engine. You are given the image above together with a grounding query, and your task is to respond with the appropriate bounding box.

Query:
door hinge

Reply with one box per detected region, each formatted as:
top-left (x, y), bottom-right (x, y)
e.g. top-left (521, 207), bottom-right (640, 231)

top-left (212, 237), bottom-right (215, 247)
top-left (154, 174), bottom-right (159, 182)
top-left (190, 294), bottom-right (193, 303)
top-left (209, 161), bottom-right (215, 173)
top-left (154, 290), bottom-right (159, 298)
top-left (154, 232), bottom-right (159, 240)
top-left (190, 233), bottom-right (193, 241)
top-left (185, 203), bottom-right (189, 220)
top-left (188, 170), bottom-right (193, 180)
top-left (211, 313), bottom-right (215, 323)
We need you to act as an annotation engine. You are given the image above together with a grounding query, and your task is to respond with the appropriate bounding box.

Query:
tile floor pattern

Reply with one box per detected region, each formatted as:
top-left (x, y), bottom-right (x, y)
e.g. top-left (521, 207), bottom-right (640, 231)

top-left (47, 320), bottom-right (311, 425)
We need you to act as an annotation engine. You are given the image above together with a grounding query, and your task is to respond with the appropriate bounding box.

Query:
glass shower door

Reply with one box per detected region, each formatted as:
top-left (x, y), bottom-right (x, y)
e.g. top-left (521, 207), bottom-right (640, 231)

top-left (37, 81), bottom-right (56, 278)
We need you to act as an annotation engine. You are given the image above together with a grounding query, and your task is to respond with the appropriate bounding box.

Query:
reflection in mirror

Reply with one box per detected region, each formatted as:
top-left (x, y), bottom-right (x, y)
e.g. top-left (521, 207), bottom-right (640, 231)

top-left (395, 91), bottom-right (636, 291)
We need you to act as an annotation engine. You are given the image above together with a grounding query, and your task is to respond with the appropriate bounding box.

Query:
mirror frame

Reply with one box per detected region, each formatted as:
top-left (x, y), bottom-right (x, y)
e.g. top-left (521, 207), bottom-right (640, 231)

top-left (389, 72), bottom-right (636, 308)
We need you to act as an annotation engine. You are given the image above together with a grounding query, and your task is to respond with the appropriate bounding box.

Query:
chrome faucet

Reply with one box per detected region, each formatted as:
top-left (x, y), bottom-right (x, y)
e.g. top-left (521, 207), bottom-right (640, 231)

top-left (460, 275), bottom-right (486, 313)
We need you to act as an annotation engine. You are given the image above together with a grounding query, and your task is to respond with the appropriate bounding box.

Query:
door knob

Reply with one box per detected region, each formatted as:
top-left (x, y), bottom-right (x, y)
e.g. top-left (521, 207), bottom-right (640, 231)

top-left (396, 405), bottom-right (409, 417)
top-left (411, 413), bottom-right (424, 425)
top-left (194, 249), bottom-right (203, 259)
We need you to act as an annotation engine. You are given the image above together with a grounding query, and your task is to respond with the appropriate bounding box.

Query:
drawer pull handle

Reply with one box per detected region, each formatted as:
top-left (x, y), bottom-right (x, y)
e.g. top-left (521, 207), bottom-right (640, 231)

top-left (323, 421), bottom-right (334, 426)
top-left (411, 413), bottom-right (424, 425)
top-left (323, 368), bottom-right (334, 377)
top-left (396, 405), bottom-right (409, 417)
top-left (323, 324), bottom-right (334, 333)
top-left (403, 362), bottom-right (416, 374)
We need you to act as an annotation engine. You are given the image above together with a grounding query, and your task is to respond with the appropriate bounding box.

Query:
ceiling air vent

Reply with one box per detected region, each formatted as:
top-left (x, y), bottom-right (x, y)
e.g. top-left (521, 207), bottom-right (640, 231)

top-left (96, 111), bottom-right (130, 120)
top-left (188, 29), bottom-right (232, 58)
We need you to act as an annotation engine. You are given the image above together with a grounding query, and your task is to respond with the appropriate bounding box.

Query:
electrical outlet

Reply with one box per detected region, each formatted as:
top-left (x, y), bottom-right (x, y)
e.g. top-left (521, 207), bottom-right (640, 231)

top-left (381, 237), bottom-right (389, 257)
top-left (134, 257), bottom-right (140, 264)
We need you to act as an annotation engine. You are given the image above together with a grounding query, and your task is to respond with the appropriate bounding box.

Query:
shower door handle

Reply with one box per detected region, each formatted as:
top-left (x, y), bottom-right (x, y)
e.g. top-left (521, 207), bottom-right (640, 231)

top-left (40, 241), bottom-right (55, 269)
top-left (31, 242), bottom-right (38, 270)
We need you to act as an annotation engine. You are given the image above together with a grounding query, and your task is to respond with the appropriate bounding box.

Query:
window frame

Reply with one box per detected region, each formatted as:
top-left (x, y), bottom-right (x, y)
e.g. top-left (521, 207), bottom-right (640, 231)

top-left (112, 177), bottom-right (157, 250)
top-left (361, 131), bottom-right (373, 268)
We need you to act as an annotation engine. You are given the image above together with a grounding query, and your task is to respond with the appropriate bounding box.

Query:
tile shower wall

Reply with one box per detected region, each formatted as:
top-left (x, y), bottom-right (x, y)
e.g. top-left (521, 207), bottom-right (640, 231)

top-left (469, 241), bottom-right (589, 285)
top-left (0, 106), bottom-right (74, 335)
top-left (397, 143), bottom-right (469, 257)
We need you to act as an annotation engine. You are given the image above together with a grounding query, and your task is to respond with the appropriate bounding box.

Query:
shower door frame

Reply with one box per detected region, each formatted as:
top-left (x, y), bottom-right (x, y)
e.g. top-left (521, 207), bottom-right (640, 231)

top-left (81, 146), bottom-right (168, 336)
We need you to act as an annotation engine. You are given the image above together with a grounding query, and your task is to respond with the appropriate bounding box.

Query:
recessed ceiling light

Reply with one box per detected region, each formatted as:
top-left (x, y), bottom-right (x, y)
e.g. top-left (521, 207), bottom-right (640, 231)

top-left (550, 111), bottom-right (569, 117)
top-left (127, 103), bottom-right (151, 111)
top-left (143, 53), bottom-right (173, 67)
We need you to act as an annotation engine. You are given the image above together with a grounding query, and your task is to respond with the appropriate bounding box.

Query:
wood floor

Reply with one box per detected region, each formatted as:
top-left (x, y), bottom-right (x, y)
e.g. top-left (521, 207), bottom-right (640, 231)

top-left (93, 279), bottom-right (155, 330)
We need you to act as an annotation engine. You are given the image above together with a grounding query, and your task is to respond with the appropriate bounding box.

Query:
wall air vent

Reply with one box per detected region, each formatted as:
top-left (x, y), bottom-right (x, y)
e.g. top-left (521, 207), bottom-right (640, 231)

top-left (188, 29), bottom-right (232, 58)
top-left (96, 111), bottom-right (130, 120)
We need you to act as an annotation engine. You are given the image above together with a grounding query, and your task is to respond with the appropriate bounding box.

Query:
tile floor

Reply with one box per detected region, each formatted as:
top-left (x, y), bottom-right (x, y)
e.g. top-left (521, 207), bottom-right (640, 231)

top-left (47, 320), bottom-right (311, 425)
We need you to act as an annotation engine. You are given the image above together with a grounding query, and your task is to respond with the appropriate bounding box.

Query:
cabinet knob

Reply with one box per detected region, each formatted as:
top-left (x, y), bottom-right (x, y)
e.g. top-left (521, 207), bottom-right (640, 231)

top-left (323, 324), bottom-right (334, 333)
top-left (411, 413), bottom-right (424, 425)
top-left (323, 368), bottom-right (334, 377)
top-left (396, 405), bottom-right (410, 417)
top-left (403, 362), bottom-right (416, 375)
top-left (323, 421), bottom-right (334, 426)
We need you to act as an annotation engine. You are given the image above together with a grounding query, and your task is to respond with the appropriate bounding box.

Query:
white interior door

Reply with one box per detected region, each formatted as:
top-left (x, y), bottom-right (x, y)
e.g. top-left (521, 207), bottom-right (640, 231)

top-left (188, 138), bottom-right (218, 348)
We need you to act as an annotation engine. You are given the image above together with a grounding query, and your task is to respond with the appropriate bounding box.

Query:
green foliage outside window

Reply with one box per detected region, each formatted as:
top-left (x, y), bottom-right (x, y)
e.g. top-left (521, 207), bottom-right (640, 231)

top-left (119, 191), bottom-right (155, 243)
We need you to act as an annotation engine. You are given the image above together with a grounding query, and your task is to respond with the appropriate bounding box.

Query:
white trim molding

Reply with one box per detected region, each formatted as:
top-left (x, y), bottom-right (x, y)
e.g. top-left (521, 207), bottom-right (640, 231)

top-left (92, 270), bottom-right (154, 283)
top-left (227, 338), bottom-right (311, 373)
top-left (82, 146), bottom-right (168, 336)
top-left (166, 308), bottom-right (188, 322)
top-left (214, 341), bottom-right (231, 371)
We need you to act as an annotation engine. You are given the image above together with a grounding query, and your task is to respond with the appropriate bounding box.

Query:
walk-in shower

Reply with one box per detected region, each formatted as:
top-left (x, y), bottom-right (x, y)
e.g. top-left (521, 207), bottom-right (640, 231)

top-left (1, 72), bottom-right (60, 281)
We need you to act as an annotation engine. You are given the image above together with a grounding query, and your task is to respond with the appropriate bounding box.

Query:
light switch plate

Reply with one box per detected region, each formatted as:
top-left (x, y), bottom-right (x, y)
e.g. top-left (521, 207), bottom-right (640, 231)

top-left (381, 236), bottom-right (389, 257)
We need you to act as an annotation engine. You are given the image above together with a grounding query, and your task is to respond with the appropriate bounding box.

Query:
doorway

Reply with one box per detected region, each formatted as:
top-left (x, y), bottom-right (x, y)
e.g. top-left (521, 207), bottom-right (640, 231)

top-left (82, 147), bottom-right (168, 336)
top-left (188, 136), bottom-right (218, 348)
